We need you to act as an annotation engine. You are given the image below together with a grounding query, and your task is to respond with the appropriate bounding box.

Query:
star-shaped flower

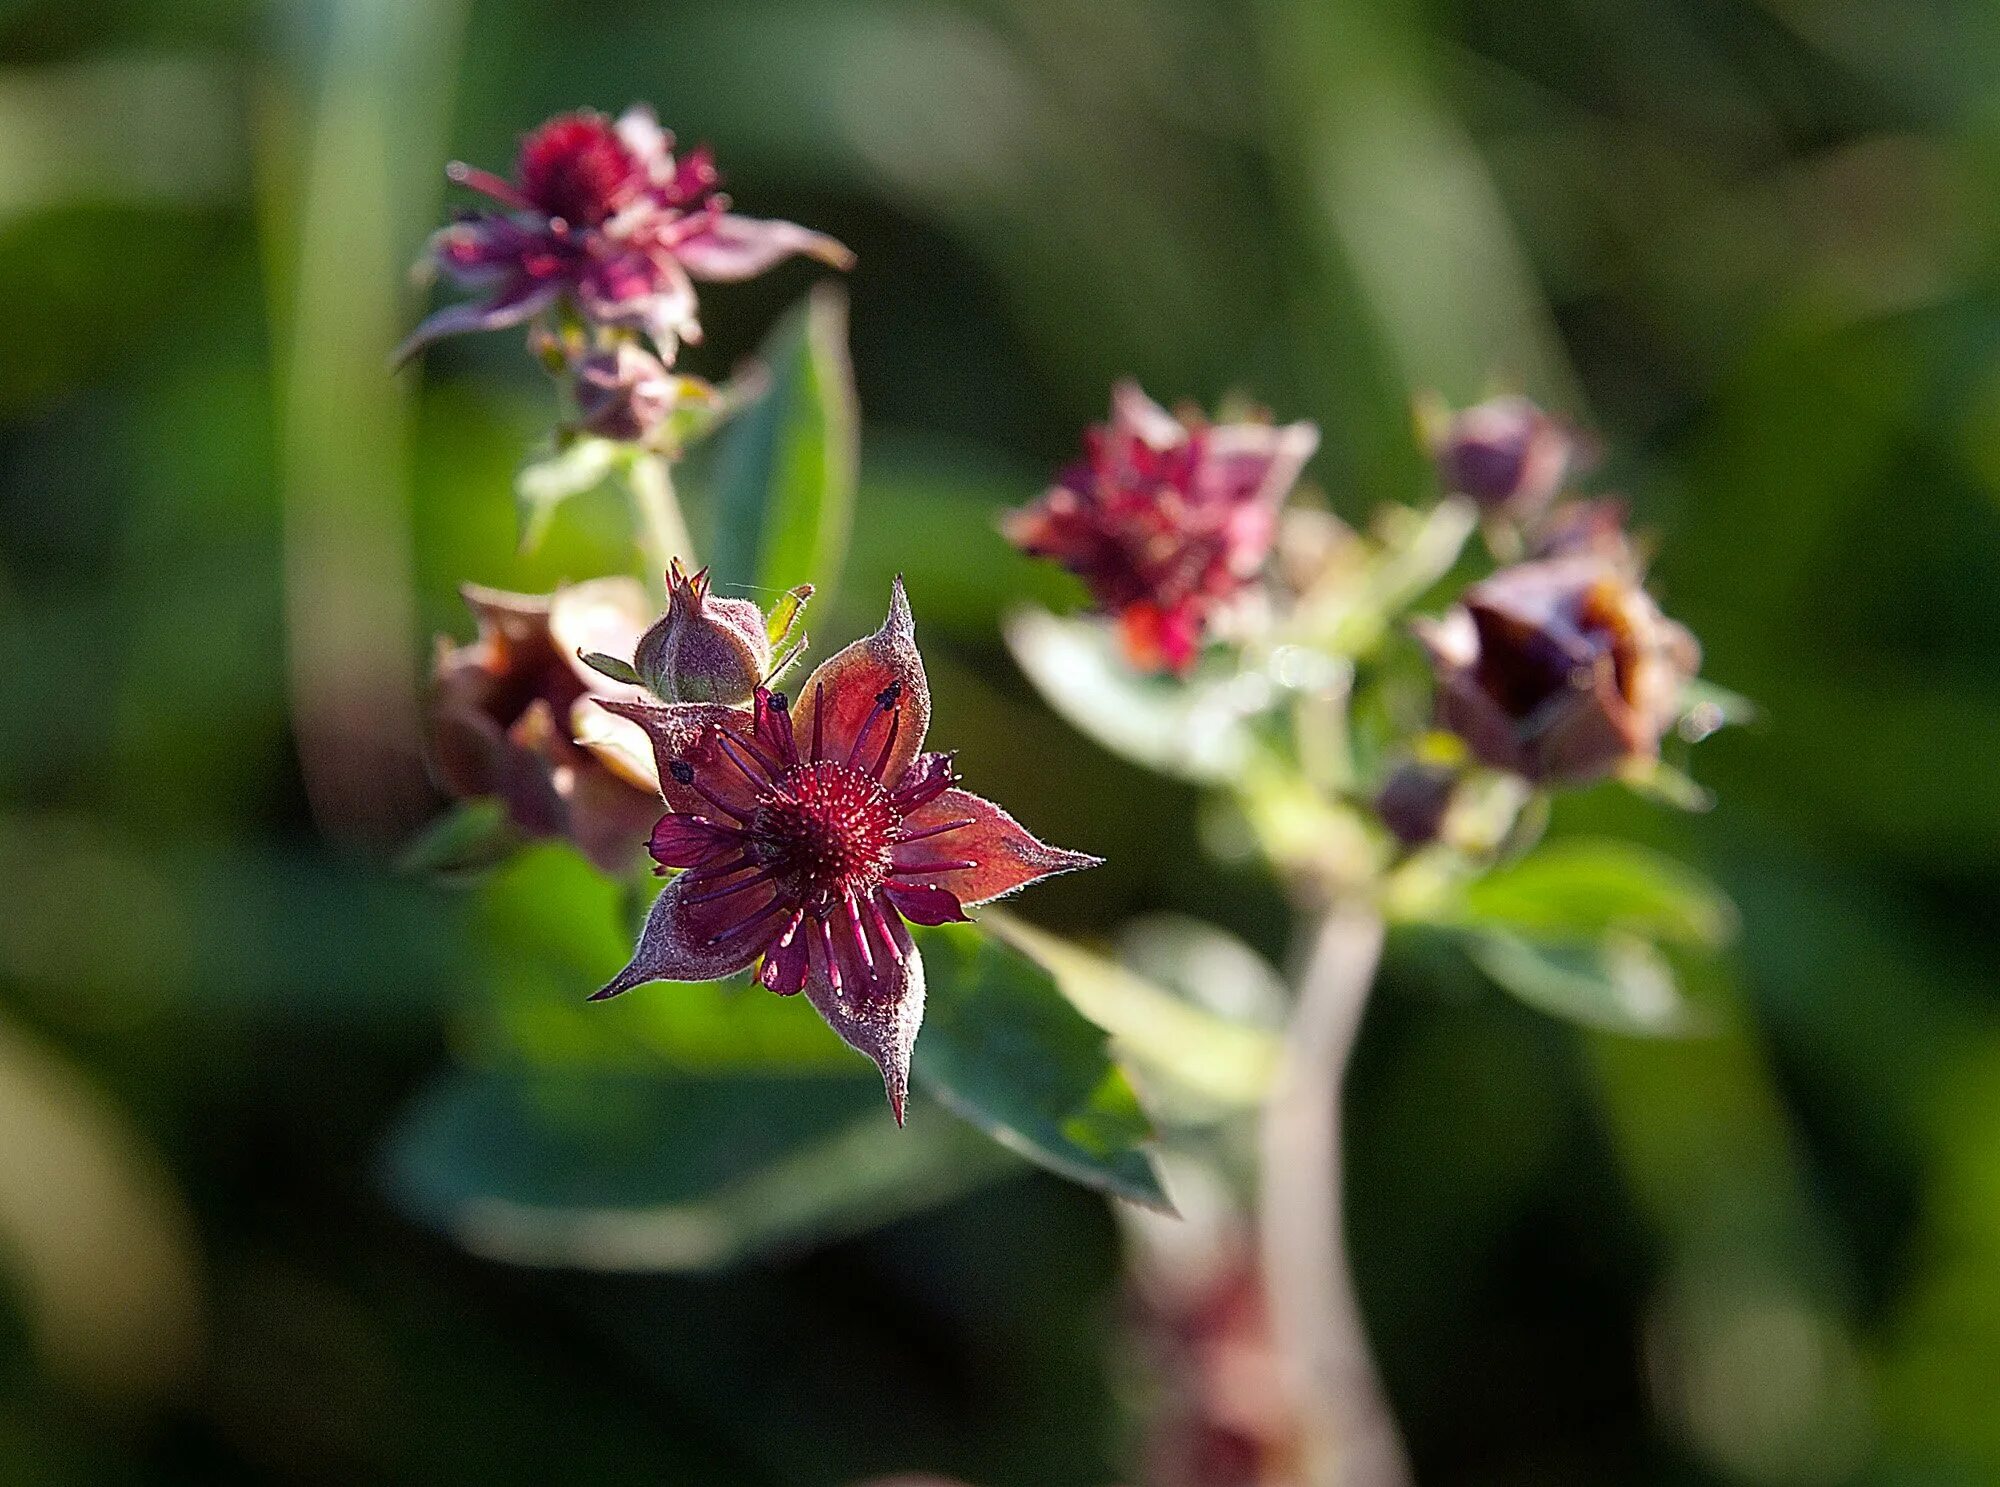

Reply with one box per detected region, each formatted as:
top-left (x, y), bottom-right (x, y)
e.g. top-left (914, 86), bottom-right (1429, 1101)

top-left (396, 106), bottom-right (851, 364)
top-left (593, 580), bottom-right (1100, 1120)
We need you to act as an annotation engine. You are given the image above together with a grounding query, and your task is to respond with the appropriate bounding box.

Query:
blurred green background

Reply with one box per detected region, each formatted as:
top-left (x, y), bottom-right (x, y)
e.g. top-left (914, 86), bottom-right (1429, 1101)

top-left (5, 0), bottom-right (2000, 1481)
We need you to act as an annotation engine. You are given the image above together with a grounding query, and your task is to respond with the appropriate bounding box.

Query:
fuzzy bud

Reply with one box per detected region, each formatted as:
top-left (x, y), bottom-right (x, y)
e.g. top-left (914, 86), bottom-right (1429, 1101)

top-left (572, 342), bottom-right (677, 443)
top-left (633, 561), bottom-right (772, 704)
top-left (1431, 395), bottom-right (1576, 521)
top-left (1374, 761), bottom-right (1459, 848)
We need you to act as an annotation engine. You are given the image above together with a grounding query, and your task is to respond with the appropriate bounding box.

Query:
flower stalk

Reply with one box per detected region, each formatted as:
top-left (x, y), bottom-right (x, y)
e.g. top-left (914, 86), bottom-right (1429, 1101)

top-left (1259, 902), bottom-right (1412, 1487)
top-left (626, 449), bottom-right (696, 586)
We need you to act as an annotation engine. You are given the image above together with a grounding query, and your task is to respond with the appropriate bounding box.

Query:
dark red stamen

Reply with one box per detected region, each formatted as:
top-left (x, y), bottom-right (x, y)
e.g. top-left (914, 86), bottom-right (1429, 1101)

top-left (897, 817), bottom-right (974, 844)
top-left (892, 858), bottom-right (976, 877)
top-left (705, 894), bottom-right (789, 946)
top-left (810, 683), bottom-right (825, 762)
top-left (682, 868), bottom-right (777, 906)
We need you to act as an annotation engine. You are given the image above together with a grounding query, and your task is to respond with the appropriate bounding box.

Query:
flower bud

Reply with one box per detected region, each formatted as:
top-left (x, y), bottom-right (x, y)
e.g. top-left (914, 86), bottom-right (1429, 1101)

top-left (1374, 761), bottom-right (1459, 848)
top-left (571, 342), bottom-right (677, 443)
top-left (633, 561), bottom-right (772, 704)
top-left (1430, 395), bottom-right (1575, 521)
top-left (1415, 556), bottom-right (1700, 786)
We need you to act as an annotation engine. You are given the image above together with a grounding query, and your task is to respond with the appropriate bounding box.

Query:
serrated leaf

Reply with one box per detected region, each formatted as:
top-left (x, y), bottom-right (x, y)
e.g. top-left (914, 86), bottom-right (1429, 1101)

top-left (708, 285), bottom-right (857, 607)
top-left (1468, 929), bottom-right (1701, 1037)
top-left (515, 436), bottom-right (622, 552)
top-left (1003, 607), bottom-right (1263, 783)
top-left (911, 922), bottom-right (1171, 1209)
top-left (1458, 840), bottom-right (1738, 950)
top-left (382, 1069), bottom-right (1011, 1271)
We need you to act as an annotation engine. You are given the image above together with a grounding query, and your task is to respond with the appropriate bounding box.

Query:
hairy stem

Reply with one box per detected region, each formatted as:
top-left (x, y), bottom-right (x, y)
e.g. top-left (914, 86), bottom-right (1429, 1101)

top-left (627, 450), bottom-right (695, 584)
top-left (1259, 902), bottom-right (1411, 1487)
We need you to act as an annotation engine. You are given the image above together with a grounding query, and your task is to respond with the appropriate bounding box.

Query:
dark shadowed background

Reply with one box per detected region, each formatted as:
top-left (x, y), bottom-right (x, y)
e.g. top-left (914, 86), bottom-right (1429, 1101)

top-left (3, 0), bottom-right (1999, 1482)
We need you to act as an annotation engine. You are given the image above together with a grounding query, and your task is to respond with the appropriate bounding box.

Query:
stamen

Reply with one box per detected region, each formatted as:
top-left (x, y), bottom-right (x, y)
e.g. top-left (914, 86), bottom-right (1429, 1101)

top-left (891, 858), bottom-right (976, 878)
top-left (868, 711), bottom-right (902, 781)
top-left (897, 817), bottom-right (975, 845)
top-left (810, 683), bottom-right (825, 762)
top-left (757, 688), bottom-right (800, 766)
top-left (865, 893), bottom-right (905, 965)
top-left (446, 161), bottom-right (531, 210)
top-left (683, 852), bottom-right (753, 884)
top-left (704, 894), bottom-right (789, 947)
top-left (814, 915), bottom-right (842, 992)
top-left (712, 726), bottom-right (778, 787)
top-left (841, 893), bottom-right (874, 972)
top-left (670, 757), bottom-right (753, 824)
top-left (683, 867), bottom-right (776, 906)
top-left (846, 681), bottom-right (904, 771)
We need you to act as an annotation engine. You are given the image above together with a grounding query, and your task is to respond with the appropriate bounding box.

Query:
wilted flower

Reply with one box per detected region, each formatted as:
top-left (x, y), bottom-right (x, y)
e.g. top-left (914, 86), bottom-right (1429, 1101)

top-left (632, 560), bottom-right (777, 705)
top-left (397, 106), bottom-right (852, 363)
top-left (1415, 556), bottom-right (1700, 786)
top-left (593, 580), bottom-right (1100, 1120)
top-left (1005, 383), bottom-right (1319, 674)
top-left (1428, 394), bottom-right (1576, 521)
top-left (427, 579), bottom-right (660, 871)
top-left (569, 341), bottom-right (681, 443)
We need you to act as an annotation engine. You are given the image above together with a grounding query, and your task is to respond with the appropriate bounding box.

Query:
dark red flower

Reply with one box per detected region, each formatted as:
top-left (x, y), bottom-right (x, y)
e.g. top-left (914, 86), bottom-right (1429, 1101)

top-left (591, 580), bottom-right (1100, 1121)
top-left (1414, 555), bottom-right (1700, 786)
top-left (427, 579), bottom-right (661, 871)
top-left (1004, 383), bottom-right (1318, 674)
top-left (397, 106), bottom-right (852, 364)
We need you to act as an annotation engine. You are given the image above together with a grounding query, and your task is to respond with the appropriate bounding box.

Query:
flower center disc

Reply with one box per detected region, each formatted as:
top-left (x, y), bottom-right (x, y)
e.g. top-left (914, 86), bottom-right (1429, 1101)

top-left (750, 760), bottom-right (899, 903)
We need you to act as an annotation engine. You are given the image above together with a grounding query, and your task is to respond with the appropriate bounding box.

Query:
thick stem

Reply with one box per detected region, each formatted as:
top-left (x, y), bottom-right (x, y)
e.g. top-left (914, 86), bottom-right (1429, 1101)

top-left (627, 450), bottom-right (695, 586)
top-left (1259, 902), bottom-right (1411, 1487)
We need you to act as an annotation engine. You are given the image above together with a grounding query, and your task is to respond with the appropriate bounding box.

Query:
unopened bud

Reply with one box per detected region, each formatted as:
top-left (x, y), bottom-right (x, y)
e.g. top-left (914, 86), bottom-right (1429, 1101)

top-left (1374, 762), bottom-right (1458, 848)
top-left (572, 342), bottom-right (676, 443)
top-left (633, 561), bottom-right (772, 704)
top-left (1431, 395), bottom-right (1575, 521)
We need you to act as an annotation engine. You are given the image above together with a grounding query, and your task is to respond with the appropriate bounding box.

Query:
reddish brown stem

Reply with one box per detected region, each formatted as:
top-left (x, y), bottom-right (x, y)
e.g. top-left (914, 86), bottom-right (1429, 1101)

top-left (1259, 903), bottom-right (1412, 1487)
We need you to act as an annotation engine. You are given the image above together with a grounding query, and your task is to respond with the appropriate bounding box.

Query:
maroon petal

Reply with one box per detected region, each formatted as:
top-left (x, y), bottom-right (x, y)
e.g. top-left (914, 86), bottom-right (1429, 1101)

top-left (883, 882), bottom-right (968, 926)
top-left (593, 699), bottom-right (763, 817)
top-left (801, 917), bottom-right (925, 1124)
top-left (756, 913), bottom-right (811, 996)
top-left (592, 871), bottom-right (779, 1000)
top-left (392, 277), bottom-right (562, 366)
top-left (892, 788), bottom-right (1100, 906)
top-left (649, 812), bottom-right (739, 870)
top-left (792, 577), bottom-right (929, 783)
top-left (671, 212), bottom-right (855, 282)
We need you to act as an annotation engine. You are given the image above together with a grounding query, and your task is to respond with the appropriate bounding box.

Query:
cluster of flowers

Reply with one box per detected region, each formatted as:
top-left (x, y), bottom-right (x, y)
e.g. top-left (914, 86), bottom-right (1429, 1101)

top-left (412, 105), bottom-right (1705, 1121)
top-left (411, 108), bottom-right (1094, 1116)
top-left (397, 106), bottom-right (853, 446)
top-left (1004, 385), bottom-right (1702, 834)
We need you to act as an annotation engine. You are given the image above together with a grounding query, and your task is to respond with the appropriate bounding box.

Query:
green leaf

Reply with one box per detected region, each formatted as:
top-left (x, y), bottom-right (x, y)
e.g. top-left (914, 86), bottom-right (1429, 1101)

top-left (1468, 929), bottom-right (1701, 1037)
top-left (910, 922), bottom-right (1171, 1209)
top-left (1457, 839), bottom-right (1738, 949)
top-left (396, 799), bottom-right (520, 879)
top-left (577, 651), bottom-right (643, 688)
top-left (1002, 607), bottom-right (1262, 783)
top-left (515, 436), bottom-right (621, 552)
top-left (708, 284), bottom-right (857, 607)
top-left (382, 1069), bottom-right (1012, 1271)
top-left (982, 909), bottom-right (1281, 1111)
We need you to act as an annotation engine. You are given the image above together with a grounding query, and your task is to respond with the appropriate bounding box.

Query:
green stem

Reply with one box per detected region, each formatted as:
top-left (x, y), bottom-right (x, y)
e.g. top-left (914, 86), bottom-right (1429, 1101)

top-left (627, 450), bottom-right (695, 588)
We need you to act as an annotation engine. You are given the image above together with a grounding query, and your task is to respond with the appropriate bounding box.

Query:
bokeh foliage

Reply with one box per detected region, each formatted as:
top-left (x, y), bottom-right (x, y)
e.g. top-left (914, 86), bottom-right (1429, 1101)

top-left (3, 0), bottom-right (2000, 1482)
